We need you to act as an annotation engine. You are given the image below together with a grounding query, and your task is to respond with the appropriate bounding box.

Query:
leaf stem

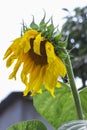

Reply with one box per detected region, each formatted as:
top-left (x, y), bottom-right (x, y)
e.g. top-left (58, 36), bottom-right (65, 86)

top-left (64, 50), bottom-right (84, 120)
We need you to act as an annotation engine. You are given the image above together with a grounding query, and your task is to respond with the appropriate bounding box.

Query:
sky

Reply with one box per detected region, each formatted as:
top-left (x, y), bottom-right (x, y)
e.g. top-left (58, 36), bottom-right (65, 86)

top-left (0, 0), bottom-right (87, 102)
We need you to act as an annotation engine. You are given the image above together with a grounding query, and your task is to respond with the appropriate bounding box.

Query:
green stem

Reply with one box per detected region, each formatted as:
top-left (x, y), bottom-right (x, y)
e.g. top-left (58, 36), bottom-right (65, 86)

top-left (64, 50), bottom-right (84, 120)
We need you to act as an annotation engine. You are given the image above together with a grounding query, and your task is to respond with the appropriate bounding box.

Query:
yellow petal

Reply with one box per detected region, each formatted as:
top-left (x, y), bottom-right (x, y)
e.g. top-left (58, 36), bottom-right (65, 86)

top-left (3, 38), bottom-right (21, 59)
top-left (30, 66), bottom-right (46, 96)
top-left (45, 85), bottom-right (55, 98)
top-left (21, 57), bottom-right (34, 84)
top-left (45, 41), bottom-right (56, 63)
top-left (56, 82), bottom-right (61, 88)
top-left (21, 72), bottom-right (28, 85)
top-left (37, 89), bottom-right (42, 94)
top-left (9, 59), bottom-right (22, 80)
top-left (23, 85), bottom-right (30, 96)
top-left (24, 40), bottom-right (31, 53)
top-left (9, 51), bottom-right (23, 79)
top-left (55, 56), bottom-right (66, 77)
top-left (24, 29), bottom-right (39, 38)
top-left (33, 33), bottom-right (44, 55)
top-left (45, 41), bottom-right (66, 77)
top-left (24, 65), bottom-right (46, 96)
top-left (3, 48), bottom-right (12, 60)
top-left (6, 54), bottom-right (16, 67)
top-left (29, 65), bottom-right (41, 82)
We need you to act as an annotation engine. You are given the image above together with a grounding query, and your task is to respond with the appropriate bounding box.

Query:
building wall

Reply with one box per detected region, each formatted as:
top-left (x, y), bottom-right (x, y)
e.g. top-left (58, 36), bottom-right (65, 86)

top-left (0, 94), bottom-right (54, 130)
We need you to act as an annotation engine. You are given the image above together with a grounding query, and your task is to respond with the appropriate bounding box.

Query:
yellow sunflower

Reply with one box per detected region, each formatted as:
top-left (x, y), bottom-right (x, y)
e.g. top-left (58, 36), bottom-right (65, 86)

top-left (3, 19), bottom-right (67, 97)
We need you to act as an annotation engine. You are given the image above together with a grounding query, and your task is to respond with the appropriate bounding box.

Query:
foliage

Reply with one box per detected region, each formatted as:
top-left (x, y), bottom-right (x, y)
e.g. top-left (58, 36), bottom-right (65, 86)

top-left (62, 6), bottom-right (87, 87)
top-left (33, 83), bottom-right (87, 129)
top-left (5, 10), bottom-right (87, 130)
top-left (7, 120), bottom-right (47, 130)
top-left (7, 83), bottom-right (87, 130)
top-left (33, 82), bottom-right (78, 129)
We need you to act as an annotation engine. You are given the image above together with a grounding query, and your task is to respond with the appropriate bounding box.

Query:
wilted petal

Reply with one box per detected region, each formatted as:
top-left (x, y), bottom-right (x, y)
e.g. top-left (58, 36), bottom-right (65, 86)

top-left (4, 29), bottom-right (66, 97)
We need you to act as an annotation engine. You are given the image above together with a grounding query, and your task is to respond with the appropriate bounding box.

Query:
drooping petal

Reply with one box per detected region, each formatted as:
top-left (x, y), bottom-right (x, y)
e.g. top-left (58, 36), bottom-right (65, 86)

top-left (45, 41), bottom-right (66, 77)
top-left (32, 65), bottom-right (46, 94)
top-left (9, 50), bottom-right (23, 79)
top-left (24, 39), bottom-right (31, 53)
top-left (44, 63), bottom-right (58, 97)
top-left (21, 55), bottom-right (35, 85)
top-left (9, 59), bottom-right (22, 80)
top-left (44, 41), bottom-right (66, 96)
top-left (3, 38), bottom-right (21, 59)
top-left (24, 29), bottom-right (39, 38)
top-left (33, 33), bottom-right (44, 55)
top-left (23, 65), bottom-right (41, 96)
top-left (4, 29), bottom-right (67, 97)
top-left (6, 54), bottom-right (16, 67)
top-left (29, 65), bottom-right (41, 83)
top-left (19, 30), bottom-right (39, 53)
top-left (45, 41), bottom-right (56, 63)
top-left (24, 65), bottom-right (46, 96)
top-left (55, 56), bottom-right (66, 77)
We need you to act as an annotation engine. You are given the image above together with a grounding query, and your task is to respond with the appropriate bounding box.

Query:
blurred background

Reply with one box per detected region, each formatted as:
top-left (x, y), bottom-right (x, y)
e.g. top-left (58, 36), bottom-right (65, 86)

top-left (0, 0), bottom-right (87, 130)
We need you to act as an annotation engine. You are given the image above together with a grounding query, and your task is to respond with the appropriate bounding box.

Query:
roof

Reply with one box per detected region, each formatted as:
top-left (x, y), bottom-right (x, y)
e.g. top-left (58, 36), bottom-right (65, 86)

top-left (0, 92), bottom-right (32, 114)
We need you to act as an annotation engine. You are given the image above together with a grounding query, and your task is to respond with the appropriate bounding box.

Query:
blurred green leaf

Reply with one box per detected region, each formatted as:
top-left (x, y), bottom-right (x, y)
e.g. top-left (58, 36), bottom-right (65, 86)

top-left (80, 88), bottom-right (87, 119)
top-left (62, 8), bottom-right (69, 12)
top-left (33, 82), bottom-right (77, 129)
top-left (7, 120), bottom-right (47, 130)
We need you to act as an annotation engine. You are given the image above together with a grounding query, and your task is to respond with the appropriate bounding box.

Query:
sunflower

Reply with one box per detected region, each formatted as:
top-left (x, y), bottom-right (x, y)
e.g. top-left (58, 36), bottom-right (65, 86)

top-left (3, 17), bottom-right (67, 97)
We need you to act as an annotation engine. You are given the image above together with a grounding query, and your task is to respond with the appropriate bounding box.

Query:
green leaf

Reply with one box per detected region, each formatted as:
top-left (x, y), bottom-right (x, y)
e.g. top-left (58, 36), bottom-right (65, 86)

top-left (58, 35), bottom-right (68, 49)
top-left (58, 41), bottom-right (67, 48)
top-left (80, 87), bottom-right (87, 119)
top-left (55, 49), bottom-right (67, 60)
top-left (7, 120), bottom-right (47, 130)
top-left (39, 11), bottom-right (46, 27)
top-left (47, 18), bottom-right (55, 36)
top-left (54, 32), bottom-right (62, 42)
top-left (30, 16), bottom-right (38, 30)
top-left (58, 120), bottom-right (87, 129)
top-left (33, 82), bottom-right (77, 129)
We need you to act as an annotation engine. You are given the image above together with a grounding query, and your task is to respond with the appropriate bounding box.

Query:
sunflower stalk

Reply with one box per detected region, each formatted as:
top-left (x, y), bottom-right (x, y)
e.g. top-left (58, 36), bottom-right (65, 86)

top-left (64, 49), bottom-right (84, 120)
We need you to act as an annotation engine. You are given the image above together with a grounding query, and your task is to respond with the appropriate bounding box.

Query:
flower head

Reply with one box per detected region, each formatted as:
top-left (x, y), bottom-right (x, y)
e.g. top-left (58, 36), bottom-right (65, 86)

top-left (4, 16), bottom-right (67, 97)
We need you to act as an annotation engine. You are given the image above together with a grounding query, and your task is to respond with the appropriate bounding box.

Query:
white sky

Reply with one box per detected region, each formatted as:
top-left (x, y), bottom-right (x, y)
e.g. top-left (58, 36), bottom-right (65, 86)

top-left (0, 0), bottom-right (87, 102)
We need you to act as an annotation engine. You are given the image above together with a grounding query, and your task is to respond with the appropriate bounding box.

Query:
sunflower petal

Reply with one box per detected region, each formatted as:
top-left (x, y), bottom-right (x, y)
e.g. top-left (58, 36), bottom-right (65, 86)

top-left (24, 40), bottom-right (31, 53)
top-left (3, 38), bottom-right (21, 59)
top-left (33, 33), bottom-right (44, 55)
top-left (4, 29), bottom-right (67, 97)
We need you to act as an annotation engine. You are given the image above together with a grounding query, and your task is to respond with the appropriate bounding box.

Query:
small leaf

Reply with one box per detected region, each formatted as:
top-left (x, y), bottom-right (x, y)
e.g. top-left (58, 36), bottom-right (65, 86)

top-left (58, 35), bottom-right (68, 48)
top-left (62, 8), bottom-right (69, 12)
top-left (47, 18), bottom-right (55, 35)
top-left (7, 120), bottom-right (47, 130)
top-left (39, 11), bottom-right (46, 26)
top-left (30, 16), bottom-right (38, 30)
top-left (58, 41), bottom-right (67, 49)
top-left (58, 50), bottom-right (67, 59)
top-left (54, 32), bottom-right (62, 42)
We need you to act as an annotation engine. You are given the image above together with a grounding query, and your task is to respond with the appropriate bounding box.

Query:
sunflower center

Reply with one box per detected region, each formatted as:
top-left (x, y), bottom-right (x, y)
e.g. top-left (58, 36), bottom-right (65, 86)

top-left (29, 38), bottom-right (47, 65)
